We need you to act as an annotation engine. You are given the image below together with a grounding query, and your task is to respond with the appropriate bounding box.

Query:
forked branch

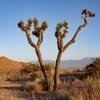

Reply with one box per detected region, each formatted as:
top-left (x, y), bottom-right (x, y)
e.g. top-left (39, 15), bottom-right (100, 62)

top-left (18, 17), bottom-right (49, 91)
top-left (63, 18), bottom-right (88, 52)
top-left (54, 9), bottom-right (95, 91)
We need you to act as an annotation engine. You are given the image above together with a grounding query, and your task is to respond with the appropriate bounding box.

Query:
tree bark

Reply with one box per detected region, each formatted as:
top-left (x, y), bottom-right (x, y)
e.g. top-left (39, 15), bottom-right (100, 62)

top-left (26, 32), bottom-right (36, 48)
top-left (54, 18), bottom-right (88, 91)
top-left (35, 47), bottom-right (49, 90)
top-left (54, 51), bottom-right (62, 91)
top-left (25, 32), bottom-right (49, 91)
top-left (63, 18), bottom-right (88, 52)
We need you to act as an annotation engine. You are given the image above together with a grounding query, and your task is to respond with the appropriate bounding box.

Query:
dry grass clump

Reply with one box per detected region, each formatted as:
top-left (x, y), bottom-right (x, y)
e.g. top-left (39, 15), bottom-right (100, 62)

top-left (58, 79), bottom-right (100, 100)
top-left (20, 63), bottom-right (40, 75)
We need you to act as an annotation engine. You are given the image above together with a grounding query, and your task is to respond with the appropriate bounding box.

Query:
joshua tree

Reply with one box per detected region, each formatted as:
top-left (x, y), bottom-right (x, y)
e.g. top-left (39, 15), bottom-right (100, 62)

top-left (54, 9), bottom-right (95, 91)
top-left (18, 9), bottom-right (95, 91)
top-left (18, 17), bottom-right (49, 90)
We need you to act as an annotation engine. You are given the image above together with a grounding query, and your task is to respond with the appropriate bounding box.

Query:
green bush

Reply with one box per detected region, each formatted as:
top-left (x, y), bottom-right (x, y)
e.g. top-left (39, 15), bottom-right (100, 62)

top-left (44, 63), bottom-right (54, 72)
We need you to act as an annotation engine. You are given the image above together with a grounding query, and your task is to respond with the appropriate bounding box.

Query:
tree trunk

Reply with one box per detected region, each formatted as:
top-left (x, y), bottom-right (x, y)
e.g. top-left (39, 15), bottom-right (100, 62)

top-left (25, 32), bottom-right (49, 91)
top-left (54, 18), bottom-right (88, 91)
top-left (35, 46), bottom-right (49, 91)
top-left (54, 51), bottom-right (62, 91)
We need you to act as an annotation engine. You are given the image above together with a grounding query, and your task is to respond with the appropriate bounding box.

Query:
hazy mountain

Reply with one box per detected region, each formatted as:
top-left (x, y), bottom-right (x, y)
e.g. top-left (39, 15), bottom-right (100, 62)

top-left (31, 57), bottom-right (94, 67)
top-left (59, 58), bottom-right (93, 67)
top-left (0, 56), bottom-right (94, 70)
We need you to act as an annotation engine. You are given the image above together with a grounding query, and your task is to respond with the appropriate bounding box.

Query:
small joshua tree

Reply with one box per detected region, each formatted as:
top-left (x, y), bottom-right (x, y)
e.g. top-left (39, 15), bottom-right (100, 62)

top-left (54, 9), bottom-right (95, 91)
top-left (18, 17), bottom-right (49, 90)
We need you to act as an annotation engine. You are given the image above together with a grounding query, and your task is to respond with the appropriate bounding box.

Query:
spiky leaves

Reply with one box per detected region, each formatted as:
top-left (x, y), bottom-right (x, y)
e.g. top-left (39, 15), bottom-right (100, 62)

top-left (56, 23), bottom-right (63, 32)
top-left (55, 20), bottom-right (69, 38)
top-left (41, 21), bottom-right (48, 31)
top-left (63, 20), bottom-right (69, 29)
top-left (18, 17), bottom-right (33, 32)
top-left (33, 18), bottom-right (39, 27)
top-left (81, 9), bottom-right (95, 18)
top-left (28, 17), bottom-right (34, 30)
top-left (55, 23), bottom-right (62, 37)
top-left (62, 20), bottom-right (69, 38)
top-left (18, 20), bottom-right (25, 31)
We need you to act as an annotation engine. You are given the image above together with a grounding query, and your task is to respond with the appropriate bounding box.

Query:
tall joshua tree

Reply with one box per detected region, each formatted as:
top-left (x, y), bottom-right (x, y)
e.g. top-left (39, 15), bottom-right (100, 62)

top-left (54, 9), bottom-right (95, 91)
top-left (18, 17), bottom-right (49, 90)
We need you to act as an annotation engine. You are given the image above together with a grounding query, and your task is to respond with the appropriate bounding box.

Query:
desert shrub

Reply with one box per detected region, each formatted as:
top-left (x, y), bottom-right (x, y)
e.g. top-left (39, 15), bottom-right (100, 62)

top-left (85, 58), bottom-right (100, 77)
top-left (44, 63), bottom-right (54, 72)
top-left (21, 63), bottom-right (54, 75)
top-left (95, 83), bottom-right (100, 89)
top-left (20, 63), bottom-right (40, 75)
top-left (44, 63), bottom-right (54, 90)
top-left (31, 71), bottom-right (42, 79)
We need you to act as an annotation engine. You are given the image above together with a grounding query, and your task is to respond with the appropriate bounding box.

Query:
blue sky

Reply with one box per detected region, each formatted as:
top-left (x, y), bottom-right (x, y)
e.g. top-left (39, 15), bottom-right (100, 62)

top-left (0, 0), bottom-right (100, 61)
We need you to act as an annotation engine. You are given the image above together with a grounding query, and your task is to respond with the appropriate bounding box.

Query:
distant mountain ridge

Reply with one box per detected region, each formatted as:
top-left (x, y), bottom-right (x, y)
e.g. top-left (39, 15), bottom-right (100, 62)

top-left (0, 56), bottom-right (94, 69)
top-left (59, 58), bottom-right (94, 67)
top-left (31, 57), bottom-right (94, 67)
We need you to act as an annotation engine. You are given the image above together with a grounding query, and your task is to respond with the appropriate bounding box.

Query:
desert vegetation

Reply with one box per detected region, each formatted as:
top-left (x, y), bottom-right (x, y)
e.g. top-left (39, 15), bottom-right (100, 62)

top-left (0, 9), bottom-right (100, 100)
top-left (18, 8), bottom-right (95, 91)
top-left (85, 58), bottom-right (100, 77)
top-left (0, 57), bottom-right (100, 100)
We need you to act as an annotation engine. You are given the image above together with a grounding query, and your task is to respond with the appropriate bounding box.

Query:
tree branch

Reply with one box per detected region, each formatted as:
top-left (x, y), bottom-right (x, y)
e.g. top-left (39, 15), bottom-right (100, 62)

top-left (63, 18), bottom-right (88, 52)
top-left (25, 32), bottom-right (36, 48)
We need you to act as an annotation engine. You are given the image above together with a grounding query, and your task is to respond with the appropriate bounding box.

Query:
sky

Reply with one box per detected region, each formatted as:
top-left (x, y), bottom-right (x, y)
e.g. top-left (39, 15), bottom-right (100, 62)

top-left (0, 0), bottom-right (100, 62)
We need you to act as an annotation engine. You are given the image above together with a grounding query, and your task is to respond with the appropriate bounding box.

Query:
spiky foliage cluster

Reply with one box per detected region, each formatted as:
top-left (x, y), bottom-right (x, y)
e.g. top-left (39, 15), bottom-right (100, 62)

top-left (41, 21), bottom-right (48, 31)
top-left (33, 18), bottom-right (39, 27)
top-left (18, 17), bottom-right (48, 33)
top-left (56, 23), bottom-right (63, 32)
top-left (55, 23), bottom-right (63, 37)
top-left (55, 20), bottom-right (69, 37)
top-left (56, 21), bottom-right (69, 31)
top-left (28, 17), bottom-right (34, 29)
top-left (81, 9), bottom-right (95, 18)
top-left (63, 20), bottom-right (69, 29)
top-left (18, 20), bottom-right (25, 31)
top-left (62, 20), bottom-right (69, 38)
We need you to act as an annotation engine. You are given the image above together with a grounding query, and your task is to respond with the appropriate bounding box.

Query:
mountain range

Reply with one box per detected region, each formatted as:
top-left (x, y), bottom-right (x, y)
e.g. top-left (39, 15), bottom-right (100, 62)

top-left (31, 57), bottom-right (94, 67)
top-left (0, 56), bottom-right (93, 75)
top-left (0, 56), bottom-right (94, 68)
